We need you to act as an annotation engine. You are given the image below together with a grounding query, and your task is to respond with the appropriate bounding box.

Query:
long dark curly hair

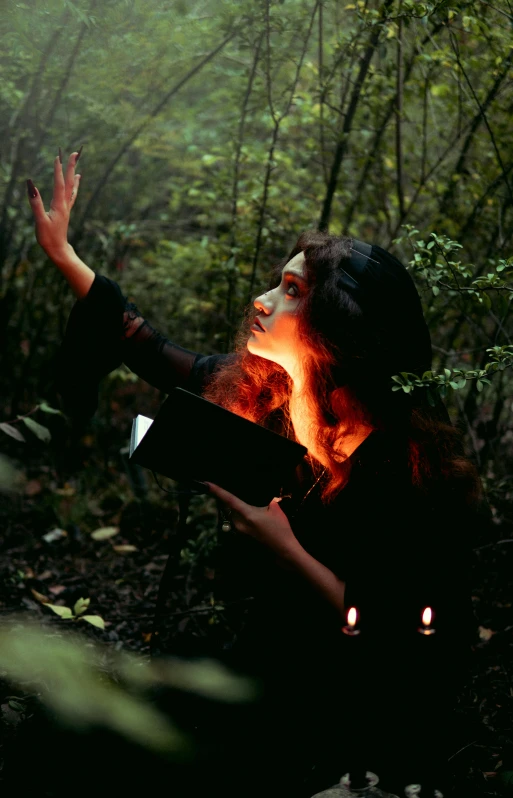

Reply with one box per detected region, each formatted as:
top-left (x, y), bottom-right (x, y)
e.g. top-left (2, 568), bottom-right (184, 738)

top-left (203, 230), bottom-right (484, 508)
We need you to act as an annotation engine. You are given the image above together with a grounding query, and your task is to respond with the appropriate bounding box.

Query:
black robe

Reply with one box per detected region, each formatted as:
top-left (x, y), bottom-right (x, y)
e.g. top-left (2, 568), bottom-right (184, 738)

top-left (54, 273), bottom-right (491, 797)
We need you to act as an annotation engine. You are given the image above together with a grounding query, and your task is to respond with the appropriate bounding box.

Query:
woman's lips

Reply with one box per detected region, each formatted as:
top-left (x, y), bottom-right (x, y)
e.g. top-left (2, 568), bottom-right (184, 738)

top-left (252, 318), bottom-right (265, 332)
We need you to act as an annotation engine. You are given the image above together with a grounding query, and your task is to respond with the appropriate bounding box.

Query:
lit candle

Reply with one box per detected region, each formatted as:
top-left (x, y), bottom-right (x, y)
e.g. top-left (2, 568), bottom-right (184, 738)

top-left (342, 606), bottom-right (361, 636)
top-left (417, 606), bottom-right (436, 635)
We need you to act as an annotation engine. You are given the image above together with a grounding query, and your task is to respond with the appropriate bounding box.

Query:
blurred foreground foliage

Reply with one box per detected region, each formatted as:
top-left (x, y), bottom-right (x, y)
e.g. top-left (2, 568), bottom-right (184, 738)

top-left (0, 618), bottom-right (258, 753)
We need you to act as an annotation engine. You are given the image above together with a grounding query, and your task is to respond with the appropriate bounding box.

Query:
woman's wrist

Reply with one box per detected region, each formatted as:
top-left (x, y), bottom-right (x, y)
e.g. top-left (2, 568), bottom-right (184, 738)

top-left (46, 243), bottom-right (96, 300)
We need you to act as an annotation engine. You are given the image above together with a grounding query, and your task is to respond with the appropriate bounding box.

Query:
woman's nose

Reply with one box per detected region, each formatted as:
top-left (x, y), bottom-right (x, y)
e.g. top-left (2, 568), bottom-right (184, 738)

top-left (254, 291), bottom-right (272, 313)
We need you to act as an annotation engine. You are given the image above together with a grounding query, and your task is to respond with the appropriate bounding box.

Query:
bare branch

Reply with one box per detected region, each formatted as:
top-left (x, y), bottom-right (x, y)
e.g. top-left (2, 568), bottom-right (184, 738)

top-left (246, 1), bottom-right (320, 303)
top-left (318, 0), bottom-right (328, 185)
top-left (225, 31), bottom-right (264, 345)
top-left (439, 33), bottom-right (513, 215)
top-left (319, 0), bottom-right (395, 232)
top-left (395, 1), bottom-right (405, 220)
top-left (71, 28), bottom-right (240, 250)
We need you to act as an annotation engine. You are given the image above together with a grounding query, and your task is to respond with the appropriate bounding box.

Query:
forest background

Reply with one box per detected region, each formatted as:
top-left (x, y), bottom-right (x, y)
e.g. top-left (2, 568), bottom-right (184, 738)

top-left (1, 0), bottom-right (513, 795)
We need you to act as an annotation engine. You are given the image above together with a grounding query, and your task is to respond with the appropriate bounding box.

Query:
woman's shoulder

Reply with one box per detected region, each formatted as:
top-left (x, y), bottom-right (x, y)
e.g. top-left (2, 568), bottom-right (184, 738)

top-left (190, 352), bottom-right (237, 396)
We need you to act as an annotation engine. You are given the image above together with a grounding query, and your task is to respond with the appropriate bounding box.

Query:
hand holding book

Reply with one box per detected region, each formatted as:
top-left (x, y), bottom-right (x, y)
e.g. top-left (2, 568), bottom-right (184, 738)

top-left (204, 481), bottom-right (301, 559)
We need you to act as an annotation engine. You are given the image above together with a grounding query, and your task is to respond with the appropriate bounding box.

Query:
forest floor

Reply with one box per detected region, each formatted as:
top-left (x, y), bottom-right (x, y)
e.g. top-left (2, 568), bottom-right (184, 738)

top-left (0, 400), bottom-right (512, 797)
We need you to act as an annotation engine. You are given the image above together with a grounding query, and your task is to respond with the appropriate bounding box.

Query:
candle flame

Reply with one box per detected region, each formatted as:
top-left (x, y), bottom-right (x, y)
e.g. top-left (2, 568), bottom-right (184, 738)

top-left (422, 606), bottom-right (432, 626)
top-left (347, 607), bottom-right (358, 627)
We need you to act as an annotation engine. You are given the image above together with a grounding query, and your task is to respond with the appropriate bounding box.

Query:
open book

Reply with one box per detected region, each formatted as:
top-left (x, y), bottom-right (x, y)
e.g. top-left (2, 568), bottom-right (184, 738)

top-left (129, 387), bottom-right (307, 506)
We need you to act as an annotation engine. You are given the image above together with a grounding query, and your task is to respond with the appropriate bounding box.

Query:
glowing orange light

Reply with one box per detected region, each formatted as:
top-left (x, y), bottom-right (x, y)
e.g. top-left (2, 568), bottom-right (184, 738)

top-left (422, 607), bottom-right (432, 627)
top-left (347, 607), bottom-right (358, 627)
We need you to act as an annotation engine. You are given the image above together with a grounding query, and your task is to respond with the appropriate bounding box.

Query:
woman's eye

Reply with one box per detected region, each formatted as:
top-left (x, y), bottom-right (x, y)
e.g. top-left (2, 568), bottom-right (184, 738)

top-left (286, 282), bottom-right (299, 297)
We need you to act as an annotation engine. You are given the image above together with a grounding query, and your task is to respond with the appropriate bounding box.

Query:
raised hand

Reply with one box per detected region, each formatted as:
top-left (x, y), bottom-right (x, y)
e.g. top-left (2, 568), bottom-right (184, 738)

top-left (26, 147), bottom-right (95, 300)
top-left (27, 148), bottom-right (82, 258)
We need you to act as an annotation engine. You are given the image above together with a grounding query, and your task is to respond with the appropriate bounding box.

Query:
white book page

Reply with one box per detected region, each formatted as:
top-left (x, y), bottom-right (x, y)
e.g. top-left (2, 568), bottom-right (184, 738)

top-left (136, 415), bottom-right (153, 447)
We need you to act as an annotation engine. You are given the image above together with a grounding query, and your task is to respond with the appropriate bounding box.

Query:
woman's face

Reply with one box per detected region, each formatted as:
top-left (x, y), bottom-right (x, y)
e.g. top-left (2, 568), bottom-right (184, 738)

top-left (247, 251), bottom-right (309, 379)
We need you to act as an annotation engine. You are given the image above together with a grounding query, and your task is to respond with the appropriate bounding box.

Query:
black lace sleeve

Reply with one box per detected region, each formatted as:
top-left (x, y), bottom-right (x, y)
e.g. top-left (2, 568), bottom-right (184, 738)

top-left (54, 273), bottom-right (232, 428)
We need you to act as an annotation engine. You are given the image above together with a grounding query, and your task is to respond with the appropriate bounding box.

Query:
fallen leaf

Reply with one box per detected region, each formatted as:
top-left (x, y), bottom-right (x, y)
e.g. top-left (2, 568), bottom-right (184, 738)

top-left (55, 485), bottom-right (76, 496)
top-left (142, 631), bottom-right (152, 643)
top-left (112, 544), bottom-right (138, 553)
top-left (91, 526), bottom-right (119, 541)
top-left (144, 562), bottom-right (163, 572)
top-left (23, 567), bottom-right (35, 579)
top-left (25, 479), bottom-right (43, 496)
top-left (478, 626), bottom-right (496, 642)
top-left (37, 570), bottom-right (53, 580)
top-left (48, 585), bottom-right (66, 596)
top-left (30, 589), bottom-right (50, 604)
top-left (42, 528), bottom-right (67, 543)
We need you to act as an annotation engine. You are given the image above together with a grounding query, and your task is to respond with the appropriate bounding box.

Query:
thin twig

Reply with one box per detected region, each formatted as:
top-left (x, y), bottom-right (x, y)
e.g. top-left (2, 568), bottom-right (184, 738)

top-left (72, 28), bottom-right (240, 250)
top-left (395, 0), bottom-right (405, 219)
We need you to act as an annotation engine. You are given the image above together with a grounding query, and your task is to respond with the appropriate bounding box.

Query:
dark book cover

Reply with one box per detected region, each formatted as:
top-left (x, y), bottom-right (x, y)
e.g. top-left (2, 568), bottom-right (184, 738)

top-left (129, 387), bottom-right (307, 506)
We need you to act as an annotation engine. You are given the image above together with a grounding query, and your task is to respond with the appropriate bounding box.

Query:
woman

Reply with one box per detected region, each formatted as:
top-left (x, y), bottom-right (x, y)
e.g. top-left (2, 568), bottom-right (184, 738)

top-left (27, 153), bottom-right (489, 797)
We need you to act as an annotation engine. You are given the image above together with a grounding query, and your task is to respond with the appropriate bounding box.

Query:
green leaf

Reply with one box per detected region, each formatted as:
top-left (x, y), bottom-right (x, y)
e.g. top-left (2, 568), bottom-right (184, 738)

top-left (47, 604), bottom-right (74, 619)
top-left (20, 417), bottom-right (51, 443)
top-left (80, 615), bottom-right (105, 630)
top-left (432, 285), bottom-right (439, 296)
top-left (91, 526), bottom-right (119, 541)
top-left (0, 423), bottom-right (26, 443)
top-left (476, 380), bottom-right (483, 392)
top-left (38, 401), bottom-right (63, 415)
top-left (73, 598), bottom-right (91, 616)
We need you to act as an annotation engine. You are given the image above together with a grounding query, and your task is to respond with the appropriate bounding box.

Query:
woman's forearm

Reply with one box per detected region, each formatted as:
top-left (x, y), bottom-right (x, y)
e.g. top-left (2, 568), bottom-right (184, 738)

top-left (283, 541), bottom-right (346, 619)
top-left (48, 243), bottom-right (95, 300)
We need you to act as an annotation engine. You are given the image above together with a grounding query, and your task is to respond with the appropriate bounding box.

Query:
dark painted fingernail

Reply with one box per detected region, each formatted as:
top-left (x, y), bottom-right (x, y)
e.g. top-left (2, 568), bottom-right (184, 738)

top-left (75, 145), bottom-right (83, 164)
top-left (27, 179), bottom-right (37, 199)
top-left (58, 147), bottom-right (62, 164)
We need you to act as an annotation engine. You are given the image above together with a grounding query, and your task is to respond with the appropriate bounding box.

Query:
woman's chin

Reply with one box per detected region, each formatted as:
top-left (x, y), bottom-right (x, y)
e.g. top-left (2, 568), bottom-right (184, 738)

top-left (247, 339), bottom-right (272, 361)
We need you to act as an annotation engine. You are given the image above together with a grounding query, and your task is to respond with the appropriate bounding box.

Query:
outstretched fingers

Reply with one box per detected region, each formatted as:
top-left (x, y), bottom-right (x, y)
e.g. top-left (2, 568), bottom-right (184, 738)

top-left (65, 151), bottom-right (79, 203)
top-left (26, 180), bottom-right (47, 224)
top-left (52, 154), bottom-right (65, 208)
